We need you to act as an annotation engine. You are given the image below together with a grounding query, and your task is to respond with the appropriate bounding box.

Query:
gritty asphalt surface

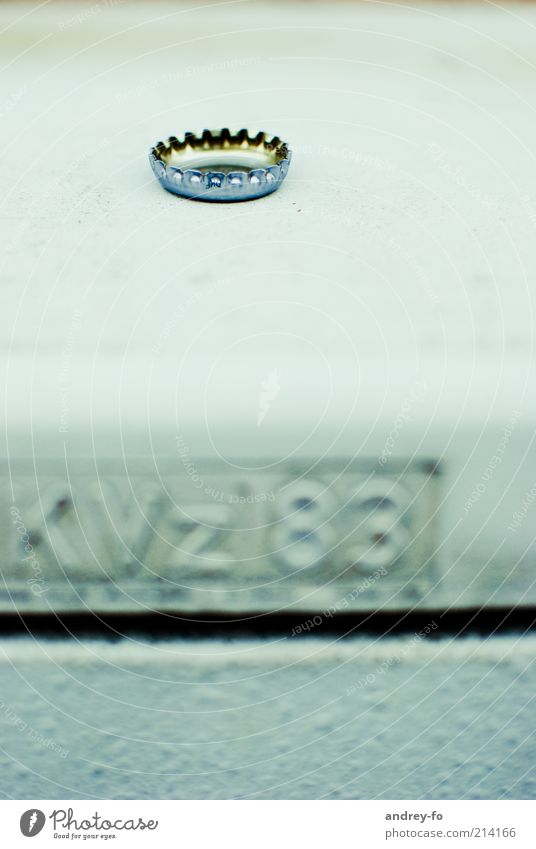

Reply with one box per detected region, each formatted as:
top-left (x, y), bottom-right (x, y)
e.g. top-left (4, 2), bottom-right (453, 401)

top-left (0, 635), bottom-right (534, 799)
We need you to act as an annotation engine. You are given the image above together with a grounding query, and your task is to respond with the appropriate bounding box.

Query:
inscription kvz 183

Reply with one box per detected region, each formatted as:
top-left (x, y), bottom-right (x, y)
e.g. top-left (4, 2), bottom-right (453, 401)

top-left (2, 461), bottom-right (439, 614)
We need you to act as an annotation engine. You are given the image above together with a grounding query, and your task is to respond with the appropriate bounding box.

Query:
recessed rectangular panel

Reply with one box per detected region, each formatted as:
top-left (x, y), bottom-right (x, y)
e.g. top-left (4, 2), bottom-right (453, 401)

top-left (1, 461), bottom-right (439, 613)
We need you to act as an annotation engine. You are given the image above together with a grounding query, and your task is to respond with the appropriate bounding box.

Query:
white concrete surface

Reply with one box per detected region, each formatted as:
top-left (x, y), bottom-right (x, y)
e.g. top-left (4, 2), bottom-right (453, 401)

top-left (0, 636), bottom-right (534, 800)
top-left (0, 2), bottom-right (536, 611)
top-left (1, 2), bottom-right (536, 802)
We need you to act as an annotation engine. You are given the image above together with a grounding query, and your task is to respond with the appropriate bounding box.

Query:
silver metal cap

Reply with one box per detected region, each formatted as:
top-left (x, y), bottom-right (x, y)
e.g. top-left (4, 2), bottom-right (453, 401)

top-left (149, 128), bottom-right (292, 202)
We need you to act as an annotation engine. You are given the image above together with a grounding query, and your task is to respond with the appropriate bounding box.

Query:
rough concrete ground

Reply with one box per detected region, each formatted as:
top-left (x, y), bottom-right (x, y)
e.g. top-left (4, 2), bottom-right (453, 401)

top-left (0, 635), bottom-right (534, 799)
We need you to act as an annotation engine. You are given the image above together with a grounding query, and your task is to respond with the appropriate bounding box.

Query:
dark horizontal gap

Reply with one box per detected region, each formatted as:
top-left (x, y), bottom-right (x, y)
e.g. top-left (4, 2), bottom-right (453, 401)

top-left (0, 606), bottom-right (535, 641)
